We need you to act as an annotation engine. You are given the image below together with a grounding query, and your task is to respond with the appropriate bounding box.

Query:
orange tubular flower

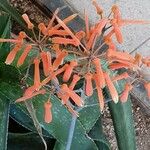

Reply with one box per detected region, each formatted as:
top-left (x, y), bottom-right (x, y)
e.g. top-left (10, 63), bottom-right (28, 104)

top-left (104, 72), bottom-right (119, 103)
top-left (111, 6), bottom-right (143, 27)
top-left (52, 37), bottom-right (79, 46)
top-left (103, 29), bottom-right (114, 42)
top-left (17, 31), bottom-right (26, 44)
top-left (120, 83), bottom-right (133, 103)
top-left (52, 50), bottom-right (68, 70)
top-left (144, 82), bottom-right (150, 99)
top-left (97, 88), bottom-right (104, 111)
top-left (142, 58), bottom-right (150, 66)
top-left (61, 74), bottom-right (80, 104)
top-left (24, 85), bottom-right (37, 96)
top-left (69, 74), bottom-right (80, 90)
top-left (46, 8), bottom-right (59, 30)
top-left (109, 63), bottom-right (130, 70)
top-left (85, 73), bottom-right (93, 96)
top-left (63, 60), bottom-right (78, 82)
top-left (107, 49), bottom-right (134, 62)
top-left (46, 51), bottom-right (53, 72)
top-left (111, 5), bottom-right (121, 21)
top-left (110, 58), bottom-right (139, 70)
top-left (0, 39), bottom-right (21, 43)
top-left (112, 72), bottom-right (129, 82)
top-left (119, 19), bottom-right (150, 26)
top-left (52, 44), bottom-right (61, 57)
top-left (44, 100), bottom-right (52, 123)
top-left (15, 88), bottom-right (46, 103)
top-left (110, 59), bottom-right (139, 71)
top-left (92, 0), bottom-right (103, 16)
top-left (41, 64), bottom-right (68, 86)
top-left (5, 44), bottom-right (22, 65)
top-left (96, 19), bottom-right (108, 35)
top-left (17, 45), bottom-right (32, 67)
top-left (105, 38), bottom-right (116, 51)
top-left (55, 16), bottom-right (80, 46)
top-left (40, 51), bottom-right (52, 76)
top-left (22, 14), bottom-right (34, 29)
top-left (92, 58), bottom-right (105, 88)
top-left (0, 31), bottom-right (26, 43)
top-left (146, 62), bottom-right (150, 67)
top-left (18, 31), bottom-right (27, 39)
top-left (111, 19), bottom-right (123, 44)
top-left (48, 29), bottom-right (69, 36)
top-left (86, 30), bottom-right (97, 50)
top-left (89, 26), bottom-right (95, 36)
top-left (75, 31), bottom-right (86, 41)
top-left (86, 19), bottom-right (108, 50)
top-left (134, 53), bottom-right (142, 66)
top-left (38, 23), bottom-right (47, 35)
top-left (33, 58), bottom-right (41, 91)
top-left (5, 32), bottom-right (26, 65)
top-left (40, 51), bottom-right (48, 75)
top-left (142, 58), bottom-right (148, 64)
top-left (53, 14), bottom-right (78, 30)
top-left (93, 74), bottom-right (104, 111)
top-left (84, 11), bottom-right (90, 40)
top-left (61, 84), bottom-right (84, 107)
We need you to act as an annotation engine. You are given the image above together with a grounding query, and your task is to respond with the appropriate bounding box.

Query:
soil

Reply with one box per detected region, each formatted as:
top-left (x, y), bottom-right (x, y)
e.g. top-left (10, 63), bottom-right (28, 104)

top-left (9, 0), bottom-right (150, 149)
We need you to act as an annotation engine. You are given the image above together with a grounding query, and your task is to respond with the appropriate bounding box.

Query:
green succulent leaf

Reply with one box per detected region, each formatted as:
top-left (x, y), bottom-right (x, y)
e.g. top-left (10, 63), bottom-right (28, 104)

top-left (0, 72), bottom-right (21, 150)
top-left (89, 117), bottom-right (110, 150)
top-left (53, 141), bottom-right (65, 150)
top-left (0, 62), bottom-right (20, 83)
top-left (0, 75), bottom-right (21, 150)
top-left (78, 92), bottom-right (101, 132)
top-left (8, 74), bottom-right (111, 149)
top-left (0, 14), bottom-right (11, 61)
top-left (2, 89), bottom-right (98, 150)
top-left (8, 132), bottom-right (55, 150)
top-left (0, 95), bottom-right (10, 150)
top-left (1, 72), bottom-right (111, 150)
top-left (0, 13), bottom-right (30, 149)
top-left (107, 73), bottom-right (136, 150)
top-left (10, 104), bottom-right (40, 133)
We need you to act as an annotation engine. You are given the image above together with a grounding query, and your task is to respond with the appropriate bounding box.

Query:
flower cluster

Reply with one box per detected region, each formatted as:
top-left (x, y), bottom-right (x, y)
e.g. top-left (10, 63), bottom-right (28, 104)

top-left (0, 0), bottom-right (150, 123)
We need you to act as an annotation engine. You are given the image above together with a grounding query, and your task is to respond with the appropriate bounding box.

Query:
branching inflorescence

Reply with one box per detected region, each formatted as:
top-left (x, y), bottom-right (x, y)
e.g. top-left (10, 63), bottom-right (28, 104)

top-left (0, 0), bottom-right (150, 124)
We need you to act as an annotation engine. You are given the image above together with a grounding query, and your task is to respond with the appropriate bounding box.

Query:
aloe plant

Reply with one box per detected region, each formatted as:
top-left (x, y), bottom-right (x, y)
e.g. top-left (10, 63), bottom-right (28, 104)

top-left (0, 1), bottom-right (143, 150)
top-left (0, 13), bottom-right (110, 149)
